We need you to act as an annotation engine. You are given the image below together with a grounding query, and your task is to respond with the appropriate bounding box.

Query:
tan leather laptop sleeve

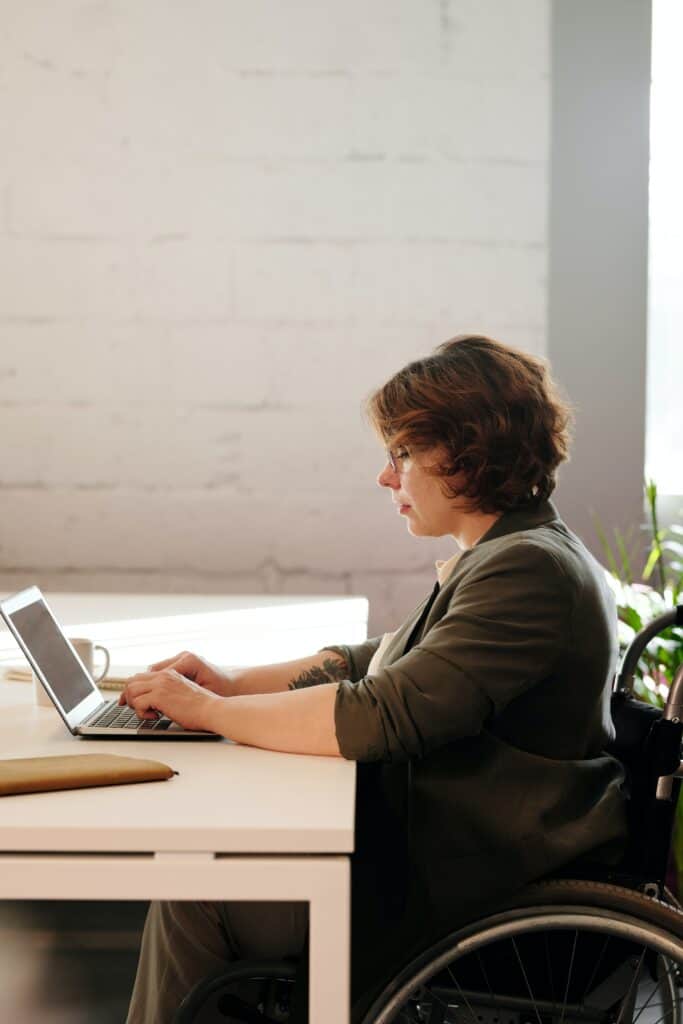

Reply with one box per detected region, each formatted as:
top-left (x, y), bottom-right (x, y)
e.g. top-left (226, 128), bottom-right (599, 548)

top-left (0, 753), bottom-right (176, 796)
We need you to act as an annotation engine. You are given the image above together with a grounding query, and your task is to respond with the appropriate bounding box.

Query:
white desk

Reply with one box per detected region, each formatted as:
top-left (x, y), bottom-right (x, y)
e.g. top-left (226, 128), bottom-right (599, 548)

top-left (0, 593), bottom-right (364, 1023)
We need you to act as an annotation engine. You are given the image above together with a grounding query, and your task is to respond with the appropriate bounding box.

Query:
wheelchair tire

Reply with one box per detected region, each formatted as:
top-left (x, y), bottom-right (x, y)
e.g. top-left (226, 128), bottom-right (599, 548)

top-left (361, 879), bottom-right (683, 1024)
top-left (173, 959), bottom-right (297, 1023)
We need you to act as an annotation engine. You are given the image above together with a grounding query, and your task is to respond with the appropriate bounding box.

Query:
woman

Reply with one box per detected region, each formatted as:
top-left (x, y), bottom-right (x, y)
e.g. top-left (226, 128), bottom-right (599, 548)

top-left (123, 335), bottom-right (627, 1023)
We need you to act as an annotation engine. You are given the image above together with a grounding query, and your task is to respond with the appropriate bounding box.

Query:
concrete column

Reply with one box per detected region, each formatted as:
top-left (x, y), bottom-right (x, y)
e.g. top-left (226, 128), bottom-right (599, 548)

top-left (548, 0), bottom-right (652, 558)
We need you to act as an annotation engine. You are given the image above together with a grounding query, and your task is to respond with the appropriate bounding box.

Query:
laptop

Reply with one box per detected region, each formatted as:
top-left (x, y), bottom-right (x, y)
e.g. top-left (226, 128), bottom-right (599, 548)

top-left (0, 586), bottom-right (220, 740)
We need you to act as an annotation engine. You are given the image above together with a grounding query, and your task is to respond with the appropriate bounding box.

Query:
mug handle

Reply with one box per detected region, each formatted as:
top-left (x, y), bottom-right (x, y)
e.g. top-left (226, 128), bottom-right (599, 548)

top-left (93, 644), bottom-right (111, 683)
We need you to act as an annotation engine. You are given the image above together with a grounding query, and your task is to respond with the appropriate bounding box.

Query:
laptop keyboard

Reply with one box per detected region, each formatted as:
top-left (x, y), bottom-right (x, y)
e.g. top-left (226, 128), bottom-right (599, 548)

top-left (88, 702), bottom-right (173, 732)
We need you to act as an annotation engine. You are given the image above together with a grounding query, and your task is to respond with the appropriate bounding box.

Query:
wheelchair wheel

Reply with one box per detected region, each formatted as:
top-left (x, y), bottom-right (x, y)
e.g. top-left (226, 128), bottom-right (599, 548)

top-left (173, 959), bottom-right (297, 1023)
top-left (362, 880), bottom-right (683, 1024)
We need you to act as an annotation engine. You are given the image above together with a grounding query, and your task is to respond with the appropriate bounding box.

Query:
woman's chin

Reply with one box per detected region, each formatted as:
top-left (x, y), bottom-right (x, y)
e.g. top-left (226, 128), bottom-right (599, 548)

top-left (406, 519), bottom-right (426, 536)
top-left (406, 518), bottom-right (444, 539)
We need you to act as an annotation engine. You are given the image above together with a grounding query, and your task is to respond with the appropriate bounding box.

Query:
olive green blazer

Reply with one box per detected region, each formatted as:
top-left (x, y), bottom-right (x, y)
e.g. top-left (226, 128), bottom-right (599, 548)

top-left (324, 500), bottom-right (627, 930)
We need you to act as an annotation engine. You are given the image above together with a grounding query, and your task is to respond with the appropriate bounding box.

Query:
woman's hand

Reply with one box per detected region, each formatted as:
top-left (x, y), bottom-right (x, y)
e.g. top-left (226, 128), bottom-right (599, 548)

top-left (118, 669), bottom-right (220, 732)
top-left (146, 651), bottom-right (233, 697)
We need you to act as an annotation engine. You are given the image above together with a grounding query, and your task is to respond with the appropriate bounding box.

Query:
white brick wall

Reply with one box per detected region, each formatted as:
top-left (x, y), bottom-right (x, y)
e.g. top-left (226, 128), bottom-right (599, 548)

top-left (0, 0), bottom-right (550, 635)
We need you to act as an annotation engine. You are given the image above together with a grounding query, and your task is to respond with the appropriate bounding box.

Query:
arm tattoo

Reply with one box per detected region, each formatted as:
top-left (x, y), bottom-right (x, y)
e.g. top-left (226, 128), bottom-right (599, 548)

top-left (288, 655), bottom-right (349, 691)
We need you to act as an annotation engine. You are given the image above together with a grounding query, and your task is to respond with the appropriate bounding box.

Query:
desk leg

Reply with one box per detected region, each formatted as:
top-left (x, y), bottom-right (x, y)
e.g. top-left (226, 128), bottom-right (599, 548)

top-left (308, 856), bottom-right (351, 1024)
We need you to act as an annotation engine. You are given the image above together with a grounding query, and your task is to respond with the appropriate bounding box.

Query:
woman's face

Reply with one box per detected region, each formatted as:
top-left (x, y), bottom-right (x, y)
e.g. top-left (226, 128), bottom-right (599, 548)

top-left (377, 444), bottom-right (470, 538)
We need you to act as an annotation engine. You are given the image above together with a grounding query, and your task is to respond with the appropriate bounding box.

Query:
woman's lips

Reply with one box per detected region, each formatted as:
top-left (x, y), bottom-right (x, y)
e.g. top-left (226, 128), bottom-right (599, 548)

top-left (398, 504), bottom-right (411, 514)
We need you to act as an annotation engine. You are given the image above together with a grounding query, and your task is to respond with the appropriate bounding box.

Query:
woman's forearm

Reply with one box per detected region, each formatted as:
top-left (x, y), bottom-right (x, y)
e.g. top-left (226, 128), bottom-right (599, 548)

top-left (206, 682), bottom-right (342, 756)
top-left (229, 649), bottom-right (349, 696)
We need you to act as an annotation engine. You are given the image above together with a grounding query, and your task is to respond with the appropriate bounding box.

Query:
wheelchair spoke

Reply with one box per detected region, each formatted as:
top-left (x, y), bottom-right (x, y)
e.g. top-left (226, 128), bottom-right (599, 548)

top-left (615, 947), bottom-right (648, 1024)
top-left (559, 928), bottom-right (578, 1024)
top-left (511, 936), bottom-right (545, 1024)
top-left (544, 930), bottom-right (557, 1005)
top-left (649, 1003), bottom-right (680, 1024)
top-left (475, 947), bottom-right (502, 1015)
top-left (631, 958), bottom-right (680, 1024)
top-left (444, 963), bottom-right (482, 1024)
top-left (648, 1008), bottom-right (679, 1024)
top-left (417, 981), bottom-right (450, 1014)
top-left (581, 932), bottom-right (611, 1004)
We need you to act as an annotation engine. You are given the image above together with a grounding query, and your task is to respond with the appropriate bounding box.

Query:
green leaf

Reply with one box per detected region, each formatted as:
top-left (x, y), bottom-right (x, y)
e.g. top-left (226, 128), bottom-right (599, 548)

top-left (593, 515), bottom-right (622, 579)
top-left (620, 606), bottom-right (643, 632)
top-left (634, 675), bottom-right (665, 708)
top-left (643, 546), bottom-right (662, 581)
top-left (614, 529), bottom-right (634, 583)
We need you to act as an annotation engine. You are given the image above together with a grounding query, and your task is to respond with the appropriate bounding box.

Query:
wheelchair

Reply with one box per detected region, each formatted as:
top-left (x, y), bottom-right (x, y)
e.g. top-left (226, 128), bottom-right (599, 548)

top-left (174, 608), bottom-right (683, 1024)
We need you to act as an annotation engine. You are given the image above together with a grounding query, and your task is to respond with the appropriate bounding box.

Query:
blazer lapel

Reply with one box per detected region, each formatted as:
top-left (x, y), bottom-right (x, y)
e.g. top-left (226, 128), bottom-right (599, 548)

top-left (382, 582), bottom-right (440, 664)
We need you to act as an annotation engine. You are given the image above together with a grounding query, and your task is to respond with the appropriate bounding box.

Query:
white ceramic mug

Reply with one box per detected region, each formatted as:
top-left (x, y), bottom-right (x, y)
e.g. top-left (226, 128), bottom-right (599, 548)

top-left (32, 637), bottom-right (111, 707)
top-left (70, 637), bottom-right (110, 683)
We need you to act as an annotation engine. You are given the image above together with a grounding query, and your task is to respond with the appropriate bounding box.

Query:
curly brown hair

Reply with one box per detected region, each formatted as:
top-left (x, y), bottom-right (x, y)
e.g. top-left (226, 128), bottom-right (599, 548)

top-left (366, 335), bottom-right (573, 514)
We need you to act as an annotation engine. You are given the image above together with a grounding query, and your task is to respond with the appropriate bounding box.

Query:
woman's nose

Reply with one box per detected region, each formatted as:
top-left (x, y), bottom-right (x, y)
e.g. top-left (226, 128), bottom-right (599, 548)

top-left (377, 462), bottom-right (399, 488)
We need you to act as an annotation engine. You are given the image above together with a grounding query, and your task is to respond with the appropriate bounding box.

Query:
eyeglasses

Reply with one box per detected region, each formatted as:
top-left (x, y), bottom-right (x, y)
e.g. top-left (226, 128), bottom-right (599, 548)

top-left (385, 447), bottom-right (409, 473)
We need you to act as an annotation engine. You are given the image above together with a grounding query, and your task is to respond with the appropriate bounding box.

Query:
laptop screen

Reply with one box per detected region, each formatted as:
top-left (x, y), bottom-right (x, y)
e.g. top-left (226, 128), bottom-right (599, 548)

top-left (6, 596), bottom-right (96, 713)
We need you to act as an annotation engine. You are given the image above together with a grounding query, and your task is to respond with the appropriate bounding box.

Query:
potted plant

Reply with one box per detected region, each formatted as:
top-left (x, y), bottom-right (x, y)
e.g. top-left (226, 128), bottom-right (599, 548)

top-left (596, 480), bottom-right (683, 895)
